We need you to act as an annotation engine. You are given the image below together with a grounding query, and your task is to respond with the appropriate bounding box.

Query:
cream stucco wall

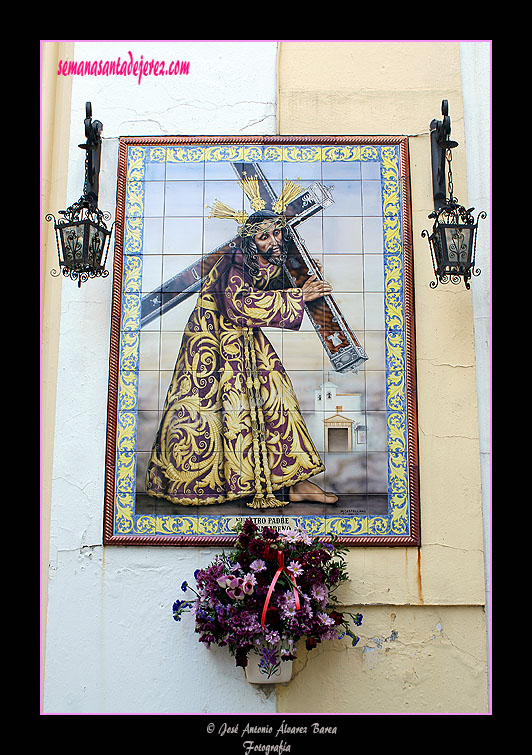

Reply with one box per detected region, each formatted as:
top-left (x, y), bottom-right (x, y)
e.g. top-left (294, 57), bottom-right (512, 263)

top-left (41, 40), bottom-right (490, 715)
top-left (41, 40), bottom-right (74, 680)
top-left (276, 40), bottom-right (489, 714)
top-left (42, 40), bottom-right (282, 715)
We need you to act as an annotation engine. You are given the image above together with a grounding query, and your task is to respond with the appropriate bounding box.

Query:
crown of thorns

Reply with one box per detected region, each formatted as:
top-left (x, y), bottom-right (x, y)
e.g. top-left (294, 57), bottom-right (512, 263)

top-left (206, 173), bottom-right (302, 237)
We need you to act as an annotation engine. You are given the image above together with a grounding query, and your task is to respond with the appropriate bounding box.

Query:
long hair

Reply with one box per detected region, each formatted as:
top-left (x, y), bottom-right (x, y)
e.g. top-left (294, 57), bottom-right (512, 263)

top-left (240, 210), bottom-right (291, 278)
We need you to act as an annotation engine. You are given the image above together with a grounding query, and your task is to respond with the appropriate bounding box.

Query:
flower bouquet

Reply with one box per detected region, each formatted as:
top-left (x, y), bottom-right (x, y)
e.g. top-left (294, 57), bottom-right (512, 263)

top-left (173, 518), bottom-right (363, 679)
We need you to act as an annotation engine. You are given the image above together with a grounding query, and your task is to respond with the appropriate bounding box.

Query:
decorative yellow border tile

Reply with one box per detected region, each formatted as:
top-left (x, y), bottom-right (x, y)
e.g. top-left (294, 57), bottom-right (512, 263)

top-left (112, 142), bottom-right (410, 540)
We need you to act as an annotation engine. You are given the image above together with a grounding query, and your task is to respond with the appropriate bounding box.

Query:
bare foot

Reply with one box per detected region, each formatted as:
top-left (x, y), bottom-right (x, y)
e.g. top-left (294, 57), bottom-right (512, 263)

top-left (289, 480), bottom-right (338, 504)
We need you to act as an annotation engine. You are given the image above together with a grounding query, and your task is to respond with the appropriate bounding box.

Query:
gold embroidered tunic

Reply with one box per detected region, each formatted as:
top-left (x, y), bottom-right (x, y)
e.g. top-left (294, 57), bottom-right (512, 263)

top-left (145, 250), bottom-right (324, 507)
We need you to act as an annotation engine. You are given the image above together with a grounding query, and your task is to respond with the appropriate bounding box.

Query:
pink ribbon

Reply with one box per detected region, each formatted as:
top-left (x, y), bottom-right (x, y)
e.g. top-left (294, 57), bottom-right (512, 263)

top-left (260, 551), bottom-right (300, 627)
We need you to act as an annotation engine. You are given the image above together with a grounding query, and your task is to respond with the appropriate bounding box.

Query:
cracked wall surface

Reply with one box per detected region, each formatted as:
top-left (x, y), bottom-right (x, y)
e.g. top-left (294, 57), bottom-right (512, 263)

top-left (278, 605), bottom-right (488, 714)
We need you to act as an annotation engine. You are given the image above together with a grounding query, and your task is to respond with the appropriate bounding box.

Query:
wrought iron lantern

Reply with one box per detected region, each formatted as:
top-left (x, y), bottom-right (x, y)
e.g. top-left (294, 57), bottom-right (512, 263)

top-left (46, 102), bottom-right (114, 288)
top-left (422, 100), bottom-right (486, 289)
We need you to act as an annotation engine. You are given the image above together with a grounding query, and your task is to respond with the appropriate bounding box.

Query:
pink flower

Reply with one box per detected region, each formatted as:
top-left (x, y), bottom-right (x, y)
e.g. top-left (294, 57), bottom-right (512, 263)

top-left (249, 559), bottom-right (266, 573)
top-left (226, 576), bottom-right (245, 600)
top-left (280, 528), bottom-right (313, 545)
top-left (311, 583), bottom-right (328, 605)
top-left (298, 530), bottom-right (313, 546)
top-left (286, 560), bottom-right (303, 578)
top-left (317, 611), bottom-right (335, 627)
top-left (216, 575), bottom-right (232, 588)
top-left (280, 529), bottom-right (300, 543)
top-left (242, 573), bottom-right (256, 595)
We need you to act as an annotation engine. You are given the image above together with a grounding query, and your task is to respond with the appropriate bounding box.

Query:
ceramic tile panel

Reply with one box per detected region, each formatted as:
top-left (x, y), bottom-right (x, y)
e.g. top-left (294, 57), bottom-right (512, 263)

top-left (105, 138), bottom-right (419, 545)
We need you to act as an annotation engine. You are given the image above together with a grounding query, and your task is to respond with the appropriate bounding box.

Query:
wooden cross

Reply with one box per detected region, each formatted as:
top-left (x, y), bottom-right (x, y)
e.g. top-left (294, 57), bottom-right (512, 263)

top-left (139, 161), bottom-right (368, 373)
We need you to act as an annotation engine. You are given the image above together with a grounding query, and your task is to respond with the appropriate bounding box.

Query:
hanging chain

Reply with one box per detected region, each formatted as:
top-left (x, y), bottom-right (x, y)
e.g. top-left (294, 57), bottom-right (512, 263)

top-left (446, 147), bottom-right (454, 202)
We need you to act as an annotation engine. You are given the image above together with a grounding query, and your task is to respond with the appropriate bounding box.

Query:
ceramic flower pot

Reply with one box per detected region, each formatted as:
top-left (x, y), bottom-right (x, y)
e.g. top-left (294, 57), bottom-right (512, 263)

top-left (245, 655), bottom-right (293, 684)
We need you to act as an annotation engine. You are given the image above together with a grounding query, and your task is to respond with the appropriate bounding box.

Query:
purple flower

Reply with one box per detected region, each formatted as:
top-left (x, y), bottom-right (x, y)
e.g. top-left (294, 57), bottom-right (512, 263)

top-left (277, 589), bottom-right (299, 617)
top-left (302, 566), bottom-right (325, 586)
top-left (259, 646), bottom-right (279, 666)
top-left (196, 607), bottom-right (213, 621)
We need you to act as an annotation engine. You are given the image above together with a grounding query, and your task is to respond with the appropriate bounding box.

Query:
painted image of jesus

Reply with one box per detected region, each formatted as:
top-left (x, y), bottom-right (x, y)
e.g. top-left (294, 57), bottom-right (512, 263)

top-left (144, 207), bottom-right (341, 509)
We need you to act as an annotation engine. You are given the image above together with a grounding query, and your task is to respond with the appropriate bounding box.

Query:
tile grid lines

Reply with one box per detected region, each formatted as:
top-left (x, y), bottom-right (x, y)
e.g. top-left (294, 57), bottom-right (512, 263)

top-left (112, 142), bottom-right (409, 541)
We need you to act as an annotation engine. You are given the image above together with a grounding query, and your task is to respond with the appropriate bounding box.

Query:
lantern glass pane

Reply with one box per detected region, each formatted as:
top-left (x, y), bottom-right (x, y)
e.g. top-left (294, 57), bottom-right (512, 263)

top-left (60, 223), bottom-right (86, 270)
top-left (443, 225), bottom-right (473, 268)
top-left (431, 230), bottom-right (444, 269)
top-left (87, 222), bottom-right (106, 269)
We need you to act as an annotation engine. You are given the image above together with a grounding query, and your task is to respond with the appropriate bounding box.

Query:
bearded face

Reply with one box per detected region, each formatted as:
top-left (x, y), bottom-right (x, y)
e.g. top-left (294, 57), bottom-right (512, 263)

top-left (241, 214), bottom-right (290, 276)
top-left (253, 224), bottom-right (287, 266)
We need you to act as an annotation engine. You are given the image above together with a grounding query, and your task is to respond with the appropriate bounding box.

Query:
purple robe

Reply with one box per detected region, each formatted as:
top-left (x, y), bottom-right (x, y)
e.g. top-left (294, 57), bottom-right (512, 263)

top-left (145, 250), bottom-right (324, 506)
